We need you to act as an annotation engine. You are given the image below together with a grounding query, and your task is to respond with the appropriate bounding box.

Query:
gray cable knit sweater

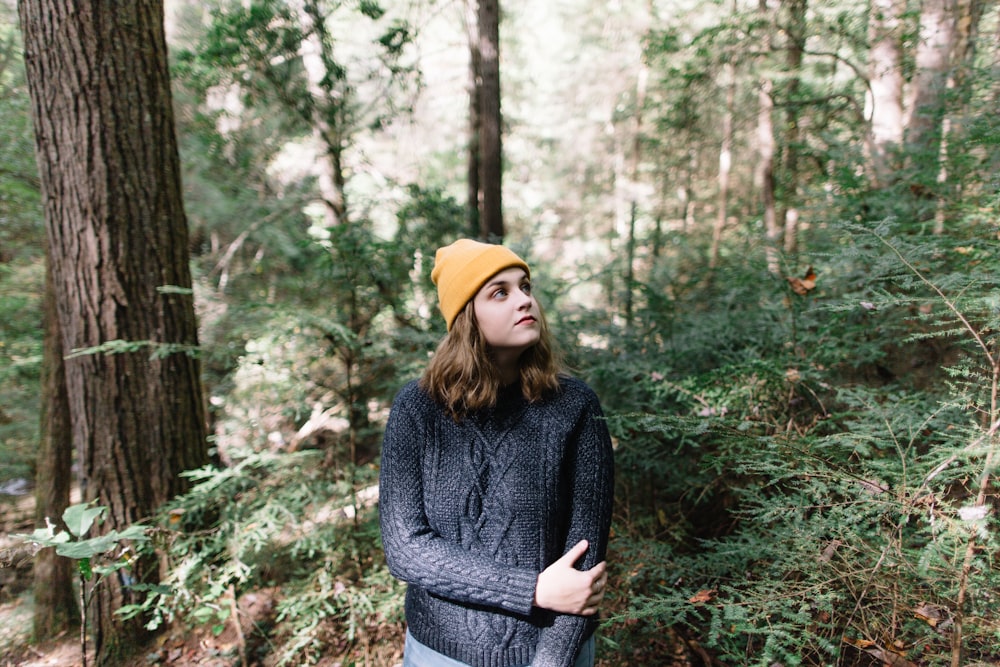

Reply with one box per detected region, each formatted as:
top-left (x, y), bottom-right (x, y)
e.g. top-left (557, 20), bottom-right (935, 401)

top-left (379, 376), bottom-right (615, 667)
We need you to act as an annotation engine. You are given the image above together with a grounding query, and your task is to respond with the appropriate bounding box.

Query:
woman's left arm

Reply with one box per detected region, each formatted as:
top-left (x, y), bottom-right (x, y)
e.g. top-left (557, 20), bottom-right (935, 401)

top-left (532, 388), bottom-right (615, 667)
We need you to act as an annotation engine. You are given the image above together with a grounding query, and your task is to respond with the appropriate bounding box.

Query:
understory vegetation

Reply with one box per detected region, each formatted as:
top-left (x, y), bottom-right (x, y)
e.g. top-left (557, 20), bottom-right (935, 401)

top-left (112, 213), bottom-right (998, 667)
top-left (2, 1), bottom-right (1000, 665)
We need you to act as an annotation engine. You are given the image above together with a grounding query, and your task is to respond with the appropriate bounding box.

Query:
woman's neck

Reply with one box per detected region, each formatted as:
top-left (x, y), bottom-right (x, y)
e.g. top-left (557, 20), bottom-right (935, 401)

top-left (492, 352), bottom-right (521, 387)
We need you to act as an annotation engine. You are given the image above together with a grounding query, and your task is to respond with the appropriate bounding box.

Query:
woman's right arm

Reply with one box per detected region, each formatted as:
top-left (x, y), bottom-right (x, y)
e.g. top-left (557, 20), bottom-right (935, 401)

top-left (379, 393), bottom-right (540, 616)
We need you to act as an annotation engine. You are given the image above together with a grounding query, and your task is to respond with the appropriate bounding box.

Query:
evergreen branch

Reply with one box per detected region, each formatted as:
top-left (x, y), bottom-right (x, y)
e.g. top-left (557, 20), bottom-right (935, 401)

top-left (155, 285), bottom-right (194, 295)
top-left (922, 418), bottom-right (1000, 488)
top-left (869, 230), bottom-right (996, 369)
top-left (65, 339), bottom-right (200, 360)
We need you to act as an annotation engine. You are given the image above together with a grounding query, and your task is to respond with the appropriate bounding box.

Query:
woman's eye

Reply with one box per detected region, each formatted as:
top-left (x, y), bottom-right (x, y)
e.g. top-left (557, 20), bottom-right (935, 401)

top-left (521, 283), bottom-right (532, 294)
top-left (493, 289), bottom-right (507, 298)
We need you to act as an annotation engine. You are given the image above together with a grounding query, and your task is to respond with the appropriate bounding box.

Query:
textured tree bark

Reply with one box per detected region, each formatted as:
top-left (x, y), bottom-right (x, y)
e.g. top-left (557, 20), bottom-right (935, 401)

top-left (465, 0), bottom-right (482, 237)
top-left (18, 1), bottom-right (208, 662)
top-left (33, 253), bottom-right (78, 641)
top-left (477, 0), bottom-right (504, 241)
top-left (866, 0), bottom-right (905, 185)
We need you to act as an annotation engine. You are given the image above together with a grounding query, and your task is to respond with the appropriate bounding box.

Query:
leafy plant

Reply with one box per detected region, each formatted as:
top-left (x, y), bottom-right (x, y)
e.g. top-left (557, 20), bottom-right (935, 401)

top-left (584, 217), bottom-right (1000, 665)
top-left (18, 503), bottom-right (149, 667)
top-left (133, 448), bottom-right (404, 665)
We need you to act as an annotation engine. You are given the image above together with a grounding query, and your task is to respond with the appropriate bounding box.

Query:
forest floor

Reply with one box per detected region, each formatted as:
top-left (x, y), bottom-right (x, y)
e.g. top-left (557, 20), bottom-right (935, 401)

top-left (0, 580), bottom-right (696, 667)
top-left (1, 583), bottom-right (406, 667)
top-left (2, 491), bottom-right (694, 667)
top-left (1, 557), bottom-right (413, 667)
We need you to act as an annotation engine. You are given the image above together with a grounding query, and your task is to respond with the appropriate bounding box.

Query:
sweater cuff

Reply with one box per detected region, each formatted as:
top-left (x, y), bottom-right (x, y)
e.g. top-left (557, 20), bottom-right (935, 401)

top-left (500, 565), bottom-right (540, 616)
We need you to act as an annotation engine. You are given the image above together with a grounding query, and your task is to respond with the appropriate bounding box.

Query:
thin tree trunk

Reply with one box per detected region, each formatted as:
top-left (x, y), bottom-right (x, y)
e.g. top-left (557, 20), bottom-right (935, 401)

top-left (904, 0), bottom-right (956, 154)
top-left (19, 1), bottom-right (209, 662)
top-left (681, 151), bottom-right (696, 232)
top-left (710, 61), bottom-right (735, 270)
top-left (477, 0), bottom-right (503, 240)
top-left (301, 0), bottom-right (346, 227)
top-left (757, 0), bottom-right (780, 274)
top-left (624, 44), bottom-right (648, 326)
top-left (33, 253), bottom-right (78, 640)
top-left (933, 0), bottom-right (983, 234)
top-left (781, 0), bottom-right (805, 257)
top-left (867, 0), bottom-right (905, 186)
top-left (625, 201), bottom-right (637, 325)
top-left (465, 0), bottom-right (482, 236)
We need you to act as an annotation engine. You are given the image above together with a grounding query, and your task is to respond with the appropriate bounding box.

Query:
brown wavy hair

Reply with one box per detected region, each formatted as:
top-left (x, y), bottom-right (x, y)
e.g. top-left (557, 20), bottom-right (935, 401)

top-left (420, 299), bottom-right (564, 420)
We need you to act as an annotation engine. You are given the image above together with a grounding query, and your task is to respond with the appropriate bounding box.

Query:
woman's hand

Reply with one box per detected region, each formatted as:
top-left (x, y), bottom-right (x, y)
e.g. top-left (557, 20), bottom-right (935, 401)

top-left (533, 539), bottom-right (608, 616)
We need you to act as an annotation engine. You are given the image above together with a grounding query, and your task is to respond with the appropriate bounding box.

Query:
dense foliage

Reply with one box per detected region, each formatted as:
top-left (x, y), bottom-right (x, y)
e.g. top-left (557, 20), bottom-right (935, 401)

top-left (2, 0), bottom-right (999, 665)
top-left (0, 12), bottom-right (43, 487)
top-left (594, 220), bottom-right (1000, 665)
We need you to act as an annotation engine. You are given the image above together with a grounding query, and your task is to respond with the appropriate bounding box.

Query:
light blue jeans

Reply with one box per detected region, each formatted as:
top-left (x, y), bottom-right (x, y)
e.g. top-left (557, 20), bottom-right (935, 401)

top-left (403, 630), bottom-right (595, 667)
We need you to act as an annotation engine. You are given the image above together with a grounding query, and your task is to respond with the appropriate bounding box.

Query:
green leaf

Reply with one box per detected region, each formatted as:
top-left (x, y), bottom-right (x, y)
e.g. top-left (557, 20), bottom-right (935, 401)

top-left (62, 503), bottom-right (106, 538)
top-left (15, 526), bottom-right (70, 548)
top-left (58, 539), bottom-right (114, 560)
top-left (359, 0), bottom-right (385, 19)
top-left (77, 557), bottom-right (93, 581)
top-left (117, 603), bottom-right (147, 621)
top-left (110, 524), bottom-right (150, 543)
top-left (156, 284), bottom-right (194, 295)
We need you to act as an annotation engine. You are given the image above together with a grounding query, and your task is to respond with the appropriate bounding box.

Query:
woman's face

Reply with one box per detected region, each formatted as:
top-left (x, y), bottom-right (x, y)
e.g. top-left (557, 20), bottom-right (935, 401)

top-left (472, 267), bottom-right (541, 356)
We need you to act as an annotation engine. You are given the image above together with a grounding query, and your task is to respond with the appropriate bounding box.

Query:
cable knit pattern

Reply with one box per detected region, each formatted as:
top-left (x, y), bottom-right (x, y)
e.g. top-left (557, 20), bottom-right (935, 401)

top-left (379, 376), bottom-right (615, 667)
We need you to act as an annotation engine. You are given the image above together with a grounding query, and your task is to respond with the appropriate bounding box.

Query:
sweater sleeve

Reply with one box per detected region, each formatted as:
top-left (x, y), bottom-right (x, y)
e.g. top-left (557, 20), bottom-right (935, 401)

top-left (378, 385), bottom-right (539, 616)
top-left (531, 387), bottom-right (615, 667)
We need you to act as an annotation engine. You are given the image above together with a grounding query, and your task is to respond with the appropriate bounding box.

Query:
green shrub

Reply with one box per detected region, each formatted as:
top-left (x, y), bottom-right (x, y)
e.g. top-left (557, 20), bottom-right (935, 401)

top-left (140, 449), bottom-right (403, 665)
top-left (587, 221), bottom-right (999, 665)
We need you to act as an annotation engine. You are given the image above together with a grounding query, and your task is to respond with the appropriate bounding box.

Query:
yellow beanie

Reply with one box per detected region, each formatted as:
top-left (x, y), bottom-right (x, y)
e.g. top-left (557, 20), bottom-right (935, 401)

top-left (431, 239), bottom-right (530, 330)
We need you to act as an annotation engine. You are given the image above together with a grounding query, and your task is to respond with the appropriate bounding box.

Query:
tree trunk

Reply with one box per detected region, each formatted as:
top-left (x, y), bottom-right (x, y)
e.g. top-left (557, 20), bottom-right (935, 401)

top-left (757, 0), bottom-right (780, 275)
top-left (932, 0), bottom-right (984, 235)
top-left (19, 1), bottom-right (209, 663)
top-left (33, 253), bottom-right (78, 640)
top-left (477, 0), bottom-right (503, 241)
top-left (300, 0), bottom-right (346, 228)
top-left (624, 45), bottom-right (648, 325)
top-left (781, 0), bottom-right (805, 257)
top-left (680, 151), bottom-right (696, 232)
top-left (710, 61), bottom-right (735, 270)
top-left (465, 0), bottom-right (482, 237)
top-left (904, 0), bottom-right (956, 155)
top-left (867, 0), bottom-right (905, 186)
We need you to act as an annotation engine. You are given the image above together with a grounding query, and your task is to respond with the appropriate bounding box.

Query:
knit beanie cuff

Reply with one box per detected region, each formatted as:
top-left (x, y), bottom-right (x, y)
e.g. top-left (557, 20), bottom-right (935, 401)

top-left (430, 239), bottom-right (530, 330)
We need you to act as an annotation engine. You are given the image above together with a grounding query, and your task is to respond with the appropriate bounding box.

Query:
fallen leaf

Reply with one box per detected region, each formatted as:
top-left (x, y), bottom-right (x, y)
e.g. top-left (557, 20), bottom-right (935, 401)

top-left (843, 638), bottom-right (917, 667)
top-left (914, 603), bottom-right (947, 628)
top-left (688, 589), bottom-right (717, 604)
top-left (787, 266), bottom-right (817, 296)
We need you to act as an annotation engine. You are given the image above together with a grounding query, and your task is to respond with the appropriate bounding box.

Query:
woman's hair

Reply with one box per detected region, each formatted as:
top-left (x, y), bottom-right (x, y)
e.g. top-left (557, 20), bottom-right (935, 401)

top-left (420, 299), bottom-right (564, 420)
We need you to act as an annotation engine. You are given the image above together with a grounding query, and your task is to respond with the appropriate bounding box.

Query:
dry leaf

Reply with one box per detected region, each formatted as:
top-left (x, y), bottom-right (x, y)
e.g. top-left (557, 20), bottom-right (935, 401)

top-left (819, 539), bottom-right (842, 563)
top-left (843, 637), bottom-right (917, 667)
top-left (787, 267), bottom-right (817, 296)
top-left (914, 603), bottom-right (947, 628)
top-left (688, 589), bottom-right (717, 604)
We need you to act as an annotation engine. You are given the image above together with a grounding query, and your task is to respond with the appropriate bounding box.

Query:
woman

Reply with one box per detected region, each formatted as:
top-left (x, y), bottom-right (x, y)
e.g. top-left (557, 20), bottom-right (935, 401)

top-left (379, 239), bottom-right (615, 667)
